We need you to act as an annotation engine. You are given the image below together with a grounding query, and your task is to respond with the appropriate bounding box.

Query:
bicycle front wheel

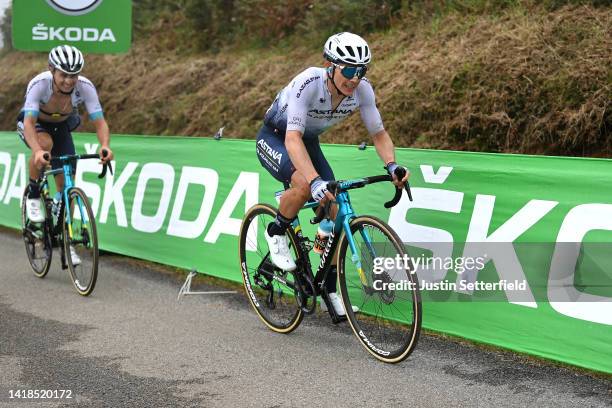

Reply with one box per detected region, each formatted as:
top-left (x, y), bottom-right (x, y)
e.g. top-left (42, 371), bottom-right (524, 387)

top-left (62, 187), bottom-right (98, 296)
top-left (21, 185), bottom-right (52, 278)
top-left (338, 215), bottom-right (421, 363)
top-left (239, 203), bottom-right (304, 333)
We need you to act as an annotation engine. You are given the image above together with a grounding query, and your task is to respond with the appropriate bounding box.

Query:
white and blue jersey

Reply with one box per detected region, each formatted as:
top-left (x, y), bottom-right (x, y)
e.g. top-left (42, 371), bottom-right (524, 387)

top-left (263, 67), bottom-right (384, 141)
top-left (21, 71), bottom-right (104, 121)
top-left (16, 71), bottom-right (104, 170)
top-left (257, 67), bottom-right (385, 183)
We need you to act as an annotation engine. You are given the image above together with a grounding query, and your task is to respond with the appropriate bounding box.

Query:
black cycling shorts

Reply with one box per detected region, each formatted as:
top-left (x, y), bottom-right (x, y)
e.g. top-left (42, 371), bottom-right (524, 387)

top-left (256, 124), bottom-right (335, 184)
top-left (17, 112), bottom-right (80, 171)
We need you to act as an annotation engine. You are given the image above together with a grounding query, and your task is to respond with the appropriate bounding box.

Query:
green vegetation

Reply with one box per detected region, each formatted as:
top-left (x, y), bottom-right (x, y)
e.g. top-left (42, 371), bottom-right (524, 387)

top-left (0, 6), bottom-right (11, 55)
top-left (0, 1), bottom-right (610, 156)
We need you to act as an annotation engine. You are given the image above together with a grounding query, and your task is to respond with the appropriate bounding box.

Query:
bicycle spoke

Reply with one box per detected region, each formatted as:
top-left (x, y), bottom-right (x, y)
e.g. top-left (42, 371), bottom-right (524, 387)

top-left (239, 204), bottom-right (303, 333)
top-left (339, 216), bottom-right (421, 362)
top-left (64, 188), bottom-right (98, 296)
top-left (21, 186), bottom-right (52, 278)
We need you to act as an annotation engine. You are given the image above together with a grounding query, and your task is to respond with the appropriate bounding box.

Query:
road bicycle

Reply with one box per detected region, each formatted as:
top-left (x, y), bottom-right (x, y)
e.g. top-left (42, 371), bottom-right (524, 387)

top-left (239, 168), bottom-right (422, 363)
top-left (21, 150), bottom-right (112, 296)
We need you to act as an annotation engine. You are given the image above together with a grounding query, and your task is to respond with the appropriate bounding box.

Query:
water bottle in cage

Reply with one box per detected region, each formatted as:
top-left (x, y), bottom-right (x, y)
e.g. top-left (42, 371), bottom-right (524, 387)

top-left (313, 219), bottom-right (334, 255)
top-left (51, 192), bottom-right (61, 218)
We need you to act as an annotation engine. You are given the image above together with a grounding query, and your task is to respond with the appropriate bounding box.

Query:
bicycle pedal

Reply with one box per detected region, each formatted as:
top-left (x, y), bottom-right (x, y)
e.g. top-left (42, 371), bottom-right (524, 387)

top-left (301, 302), bottom-right (316, 315)
top-left (296, 292), bottom-right (316, 315)
top-left (331, 314), bottom-right (347, 324)
top-left (24, 229), bottom-right (41, 241)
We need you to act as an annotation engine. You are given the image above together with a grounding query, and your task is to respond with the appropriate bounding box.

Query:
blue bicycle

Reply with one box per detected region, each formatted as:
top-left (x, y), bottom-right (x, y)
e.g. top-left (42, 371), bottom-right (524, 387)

top-left (239, 169), bottom-right (421, 363)
top-left (21, 151), bottom-right (112, 296)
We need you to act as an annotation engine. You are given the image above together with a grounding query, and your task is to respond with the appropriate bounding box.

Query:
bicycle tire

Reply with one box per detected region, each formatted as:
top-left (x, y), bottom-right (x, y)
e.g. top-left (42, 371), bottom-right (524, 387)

top-left (338, 215), bottom-right (421, 363)
top-left (21, 185), bottom-right (52, 278)
top-left (62, 187), bottom-right (98, 296)
top-left (239, 203), bottom-right (304, 333)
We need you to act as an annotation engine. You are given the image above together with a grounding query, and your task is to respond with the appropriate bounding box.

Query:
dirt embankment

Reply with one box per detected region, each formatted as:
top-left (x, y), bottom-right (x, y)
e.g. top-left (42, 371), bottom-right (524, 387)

top-left (0, 4), bottom-right (609, 156)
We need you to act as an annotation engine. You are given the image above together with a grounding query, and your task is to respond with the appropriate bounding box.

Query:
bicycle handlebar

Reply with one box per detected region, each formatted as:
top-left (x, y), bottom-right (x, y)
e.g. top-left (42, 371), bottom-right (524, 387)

top-left (309, 168), bottom-right (413, 224)
top-left (98, 149), bottom-right (113, 178)
top-left (42, 149), bottom-right (113, 179)
top-left (383, 167), bottom-right (413, 208)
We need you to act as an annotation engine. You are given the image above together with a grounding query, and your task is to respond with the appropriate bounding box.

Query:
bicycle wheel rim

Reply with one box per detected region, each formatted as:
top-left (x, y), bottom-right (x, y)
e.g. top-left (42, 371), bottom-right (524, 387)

top-left (21, 186), bottom-right (52, 278)
top-left (339, 216), bottom-right (421, 363)
top-left (239, 203), bottom-right (303, 333)
top-left (63, 188), bottom-right (98, 296)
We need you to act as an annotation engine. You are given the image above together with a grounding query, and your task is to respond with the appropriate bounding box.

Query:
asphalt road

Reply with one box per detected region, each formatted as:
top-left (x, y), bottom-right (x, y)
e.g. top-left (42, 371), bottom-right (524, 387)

top-left (0, 228), bottom-right (610, 407)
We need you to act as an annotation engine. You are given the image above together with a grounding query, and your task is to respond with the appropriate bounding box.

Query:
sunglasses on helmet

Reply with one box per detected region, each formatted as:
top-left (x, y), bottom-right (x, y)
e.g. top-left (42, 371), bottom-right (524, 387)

top-left (333, 63), bottom-right (368, 79)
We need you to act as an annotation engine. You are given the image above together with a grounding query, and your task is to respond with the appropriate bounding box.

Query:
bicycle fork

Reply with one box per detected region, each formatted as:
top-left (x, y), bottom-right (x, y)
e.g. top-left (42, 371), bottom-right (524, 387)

top-left (343, 218), bottom-right (379, 295)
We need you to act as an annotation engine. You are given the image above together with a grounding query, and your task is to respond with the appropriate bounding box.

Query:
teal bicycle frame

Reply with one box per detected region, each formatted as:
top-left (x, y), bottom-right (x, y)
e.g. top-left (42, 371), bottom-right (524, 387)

top-left (44, 156), bottom-right (87, 238)
top-left (283, 173), bottom-right (410, 302)
top-left (39, 152), bottom-right (111, 256)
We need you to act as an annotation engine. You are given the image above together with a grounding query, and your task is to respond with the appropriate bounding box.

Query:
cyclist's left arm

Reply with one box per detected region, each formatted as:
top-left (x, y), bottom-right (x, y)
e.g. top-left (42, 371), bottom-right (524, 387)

top-left (358, 81), bottom-right (408, 186)
top-left (80, 77), bottom-right (113, 162)
top-left (91, 118), bottom-right (113, 162)
top-left (371, 130), bottom-right (408, 186)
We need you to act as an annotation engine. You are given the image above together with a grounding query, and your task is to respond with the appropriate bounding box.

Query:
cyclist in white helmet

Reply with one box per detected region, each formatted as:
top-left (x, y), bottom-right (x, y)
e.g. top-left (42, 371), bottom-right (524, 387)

top-left (256, 32), bottom-right (409, 316)
top-left (17, 45), bottom-right (114, 227)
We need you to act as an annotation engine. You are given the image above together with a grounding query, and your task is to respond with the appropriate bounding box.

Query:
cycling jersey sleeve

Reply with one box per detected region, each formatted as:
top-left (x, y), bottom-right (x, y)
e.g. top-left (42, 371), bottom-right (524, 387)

top-left (358, 79), bottom-right (385, 136)
top-left (22, 79), bottom-right (46, 118)
top-left (285, 70), bottom-right (321, 135)
top-left (78, 78), bottom-right (104, 121)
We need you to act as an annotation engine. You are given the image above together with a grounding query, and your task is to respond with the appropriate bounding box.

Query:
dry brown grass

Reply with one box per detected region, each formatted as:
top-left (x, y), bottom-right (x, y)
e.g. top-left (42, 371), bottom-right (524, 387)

top-left (326, 4), bottom-right (611, 156)
top-left (0, 3), bottom-right (609, 157)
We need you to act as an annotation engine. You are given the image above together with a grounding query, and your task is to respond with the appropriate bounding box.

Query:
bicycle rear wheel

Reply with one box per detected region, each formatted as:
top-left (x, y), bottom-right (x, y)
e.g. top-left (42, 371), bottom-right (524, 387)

top-left (62, 187), bottom-right (98, 296)
top-left (239, 203), bottom-right (304, 333)
top-left (338, 215), bottom-right (421, 363)
top-left (21, 186), bottom-right (52, 278)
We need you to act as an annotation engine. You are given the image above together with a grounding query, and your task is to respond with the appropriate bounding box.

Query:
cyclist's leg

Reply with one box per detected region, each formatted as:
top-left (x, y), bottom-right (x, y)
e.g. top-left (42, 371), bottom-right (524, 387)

top-left (305, 140), bottom-right (340, 293)
top-left (17, 113), bottom-right (53, 199)
top-left (282, 171), bottom-right (311, 216)
top-left (305, 139), bottom-right (337, 217)
top-left (52, 120), bottom-right (83, 267)
top-left (28, 133), bottom-right (53, 193)
top-left (256, 125), bottom-right (310, 270)
top-left (256, 125), bottom-right (309, 225)
top-left (50, 120), bottom-right (76, 193)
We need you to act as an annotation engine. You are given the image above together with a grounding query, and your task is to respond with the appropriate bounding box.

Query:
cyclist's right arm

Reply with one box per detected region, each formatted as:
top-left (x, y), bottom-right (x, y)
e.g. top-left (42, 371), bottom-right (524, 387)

top-left (284, 71), bottom-right (321, 184)
top-left (285, 131), bottom-right (318, 183)
top-left (23, 115), bottom-right (49, 167)
top-left (22, 80), bottom-right (49, 166)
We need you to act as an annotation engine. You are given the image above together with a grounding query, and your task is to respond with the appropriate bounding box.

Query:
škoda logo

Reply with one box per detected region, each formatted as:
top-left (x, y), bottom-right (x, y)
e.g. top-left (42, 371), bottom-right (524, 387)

top-left (46, 0), bottom-right (103, 16)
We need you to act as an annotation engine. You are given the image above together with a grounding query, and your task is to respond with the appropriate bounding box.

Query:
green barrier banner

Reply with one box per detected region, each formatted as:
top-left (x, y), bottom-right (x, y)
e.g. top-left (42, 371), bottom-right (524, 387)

top-left (0, 132), bottom-right (610, 373)
top-left (12, 0), bottom-right (132, 53)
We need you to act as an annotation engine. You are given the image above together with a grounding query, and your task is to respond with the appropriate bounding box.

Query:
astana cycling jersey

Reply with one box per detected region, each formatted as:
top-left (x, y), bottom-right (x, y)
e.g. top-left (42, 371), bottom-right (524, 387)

top-left (263, 67), bottom-right (384, 141)
top-left (21, 71), bottom-right (104, 121)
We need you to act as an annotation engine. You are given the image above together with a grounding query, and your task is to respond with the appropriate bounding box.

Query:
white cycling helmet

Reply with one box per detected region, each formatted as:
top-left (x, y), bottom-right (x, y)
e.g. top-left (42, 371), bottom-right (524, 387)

top-left (48, 45), bottom-right (84, 74)
top-left (323, 32), bottom-right (371, 66)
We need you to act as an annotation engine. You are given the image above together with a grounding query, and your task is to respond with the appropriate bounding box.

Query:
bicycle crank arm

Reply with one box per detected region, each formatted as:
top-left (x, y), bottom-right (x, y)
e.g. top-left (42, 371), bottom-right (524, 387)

top-left (23, 228), bottom-right (42, 241)
top-left (255, 258), bottom-right (299, 293)
top-left (292, 269), bottom-right (317, 314)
